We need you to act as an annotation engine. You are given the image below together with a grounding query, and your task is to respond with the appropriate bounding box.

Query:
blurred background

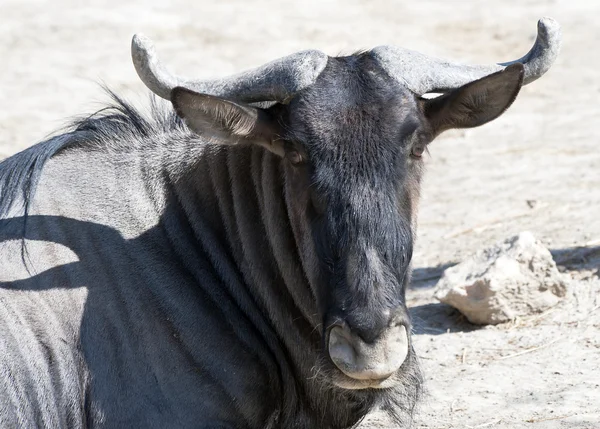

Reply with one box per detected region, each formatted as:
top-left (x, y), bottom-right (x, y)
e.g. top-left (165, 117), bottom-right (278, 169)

top-left (1, 0), bottom-right (598, 427)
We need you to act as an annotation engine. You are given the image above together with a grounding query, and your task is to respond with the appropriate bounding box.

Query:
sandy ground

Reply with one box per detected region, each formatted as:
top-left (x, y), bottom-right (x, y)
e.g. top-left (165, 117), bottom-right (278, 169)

top-left (1, 0), bottom-right (599, 427)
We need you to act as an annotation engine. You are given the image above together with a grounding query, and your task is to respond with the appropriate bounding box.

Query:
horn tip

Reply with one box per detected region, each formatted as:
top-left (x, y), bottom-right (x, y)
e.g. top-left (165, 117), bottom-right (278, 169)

top-left (131, 33), bottom-right (154, 55)
top-left (538, 16), bottom-right (560, 29)
top-left (537, 17), bottom-right (562, 41)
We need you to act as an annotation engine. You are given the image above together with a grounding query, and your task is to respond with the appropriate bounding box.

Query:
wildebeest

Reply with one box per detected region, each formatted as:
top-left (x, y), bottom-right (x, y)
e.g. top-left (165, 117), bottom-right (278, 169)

top-left (0, 18), bottom-right (560, 429)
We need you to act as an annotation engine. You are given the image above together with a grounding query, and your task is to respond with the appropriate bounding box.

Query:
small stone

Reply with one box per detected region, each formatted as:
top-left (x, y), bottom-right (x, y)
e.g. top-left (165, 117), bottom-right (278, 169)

top-left (434, 232), bottom-right (568, 325)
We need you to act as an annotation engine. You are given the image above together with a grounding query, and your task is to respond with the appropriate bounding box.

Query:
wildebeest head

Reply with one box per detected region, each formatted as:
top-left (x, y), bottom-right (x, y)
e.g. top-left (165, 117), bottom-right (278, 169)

top-left (132, 18), bottom-right (560, 390)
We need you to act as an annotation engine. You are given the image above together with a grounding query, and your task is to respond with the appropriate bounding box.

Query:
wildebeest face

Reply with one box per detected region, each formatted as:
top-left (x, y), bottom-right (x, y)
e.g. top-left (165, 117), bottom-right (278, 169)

top-left (278, 55), bottom-right (429, 389)
top-left (171, 56), bottom-right (524, 389)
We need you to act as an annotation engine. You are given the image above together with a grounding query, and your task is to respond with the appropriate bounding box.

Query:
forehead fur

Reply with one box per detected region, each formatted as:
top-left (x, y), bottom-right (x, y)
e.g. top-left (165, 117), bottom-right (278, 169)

top-left (283, 53), bottom-right (422, 258)
top-left (286, 52), bottom-right (422, 194)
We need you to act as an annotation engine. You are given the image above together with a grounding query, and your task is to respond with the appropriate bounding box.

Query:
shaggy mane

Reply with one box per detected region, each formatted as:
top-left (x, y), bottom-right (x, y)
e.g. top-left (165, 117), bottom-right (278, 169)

top-left (0, 90), bottom-right (182, 219)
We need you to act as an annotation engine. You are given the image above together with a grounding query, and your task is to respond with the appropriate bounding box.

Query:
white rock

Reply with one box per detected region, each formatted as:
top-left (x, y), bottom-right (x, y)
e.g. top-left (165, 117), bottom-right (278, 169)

top-left (433, 232), bottom-right (568, 325)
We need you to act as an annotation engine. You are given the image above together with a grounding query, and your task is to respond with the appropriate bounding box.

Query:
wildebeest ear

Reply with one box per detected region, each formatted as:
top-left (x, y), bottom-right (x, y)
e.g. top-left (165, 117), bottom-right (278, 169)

top-left (422, 63), bottom-right (525, 136)
top-left (171, 87), bottom-right (285, 156)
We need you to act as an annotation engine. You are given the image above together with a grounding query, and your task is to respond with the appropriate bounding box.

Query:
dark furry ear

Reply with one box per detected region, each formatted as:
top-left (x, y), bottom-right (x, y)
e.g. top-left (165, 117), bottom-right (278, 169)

top-left (171, 87), bottom-right (285, 156)
top-left (422, 63), bottom-right (525, 136)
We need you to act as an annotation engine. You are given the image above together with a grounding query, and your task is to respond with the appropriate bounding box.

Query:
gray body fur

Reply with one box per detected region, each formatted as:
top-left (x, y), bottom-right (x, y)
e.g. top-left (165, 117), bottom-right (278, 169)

top-left (0, 102), bottom-right (417, 428)
top-left (0, 18), bottom-right (561, 426)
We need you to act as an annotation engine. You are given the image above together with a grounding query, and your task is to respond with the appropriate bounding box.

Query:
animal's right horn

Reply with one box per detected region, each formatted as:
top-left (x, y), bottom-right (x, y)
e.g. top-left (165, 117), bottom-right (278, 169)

top-left (372, 17), bottom-right (561, 94)
top-left (131, 34), bottom-right (328, 102)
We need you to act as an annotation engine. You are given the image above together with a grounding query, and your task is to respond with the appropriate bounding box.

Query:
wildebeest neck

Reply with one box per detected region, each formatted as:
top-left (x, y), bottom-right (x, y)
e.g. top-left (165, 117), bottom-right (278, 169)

top-left (164, 140), bottom-right (417, 427)
top-left (167, 143), bottom-right (320, 328)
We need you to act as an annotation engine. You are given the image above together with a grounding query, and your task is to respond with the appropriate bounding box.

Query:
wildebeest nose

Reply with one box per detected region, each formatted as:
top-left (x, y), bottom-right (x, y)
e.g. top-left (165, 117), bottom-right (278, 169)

top-left (328, 322), bottom-right (409, 382)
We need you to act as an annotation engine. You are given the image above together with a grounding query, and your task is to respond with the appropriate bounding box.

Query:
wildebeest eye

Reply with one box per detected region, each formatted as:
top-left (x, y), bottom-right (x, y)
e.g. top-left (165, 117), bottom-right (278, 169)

top-left (411, 143), bottom-right (426, 159)
top-left (284, 141), bottom-right (307, 166)
top-left (286, 150), bottom-right (304, 165)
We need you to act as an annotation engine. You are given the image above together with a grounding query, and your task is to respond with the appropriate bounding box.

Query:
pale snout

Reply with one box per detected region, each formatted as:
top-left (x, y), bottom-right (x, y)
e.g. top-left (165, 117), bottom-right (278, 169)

top-left (328, 322), bottom-right (409, 382)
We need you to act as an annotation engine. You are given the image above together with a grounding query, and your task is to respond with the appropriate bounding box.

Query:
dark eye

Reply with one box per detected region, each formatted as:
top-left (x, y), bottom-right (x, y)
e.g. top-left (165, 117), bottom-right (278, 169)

top-left (411, 143), bottom-right (426, 159)
top-left (286, 150), bottom-right (304, 165)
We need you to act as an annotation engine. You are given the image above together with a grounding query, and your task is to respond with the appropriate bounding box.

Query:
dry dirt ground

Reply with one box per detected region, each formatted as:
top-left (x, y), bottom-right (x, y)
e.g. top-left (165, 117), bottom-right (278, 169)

top-left (1, 0), bottom-right (599, 428)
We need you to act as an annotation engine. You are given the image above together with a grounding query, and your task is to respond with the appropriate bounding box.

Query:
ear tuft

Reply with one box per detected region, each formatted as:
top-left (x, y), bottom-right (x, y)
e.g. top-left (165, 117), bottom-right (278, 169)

top-left (170, 87), bottom-right (285, 156)
top-left (171, 87), bottom-right (257, 137)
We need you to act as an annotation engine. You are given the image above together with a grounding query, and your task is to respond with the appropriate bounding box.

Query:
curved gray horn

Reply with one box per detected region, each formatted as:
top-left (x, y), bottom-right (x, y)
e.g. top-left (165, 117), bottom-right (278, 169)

top-left (371, 17), bottom-right (561, 94)
top-left (131, 34), bottom-right (328, 102)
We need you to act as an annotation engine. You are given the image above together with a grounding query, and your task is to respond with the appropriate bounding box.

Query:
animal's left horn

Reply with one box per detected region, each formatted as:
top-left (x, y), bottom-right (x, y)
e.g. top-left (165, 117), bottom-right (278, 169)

top-left (371, 17), bottom-right (561, 94)
top-left (131, 34), bottom-right (328, 102)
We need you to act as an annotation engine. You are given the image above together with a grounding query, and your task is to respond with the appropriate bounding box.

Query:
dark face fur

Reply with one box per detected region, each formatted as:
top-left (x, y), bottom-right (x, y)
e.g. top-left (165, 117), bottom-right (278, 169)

top-left (171, 55), bottom-right (524, 391)
top-left (276, 54), bottom-right (429, 389)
